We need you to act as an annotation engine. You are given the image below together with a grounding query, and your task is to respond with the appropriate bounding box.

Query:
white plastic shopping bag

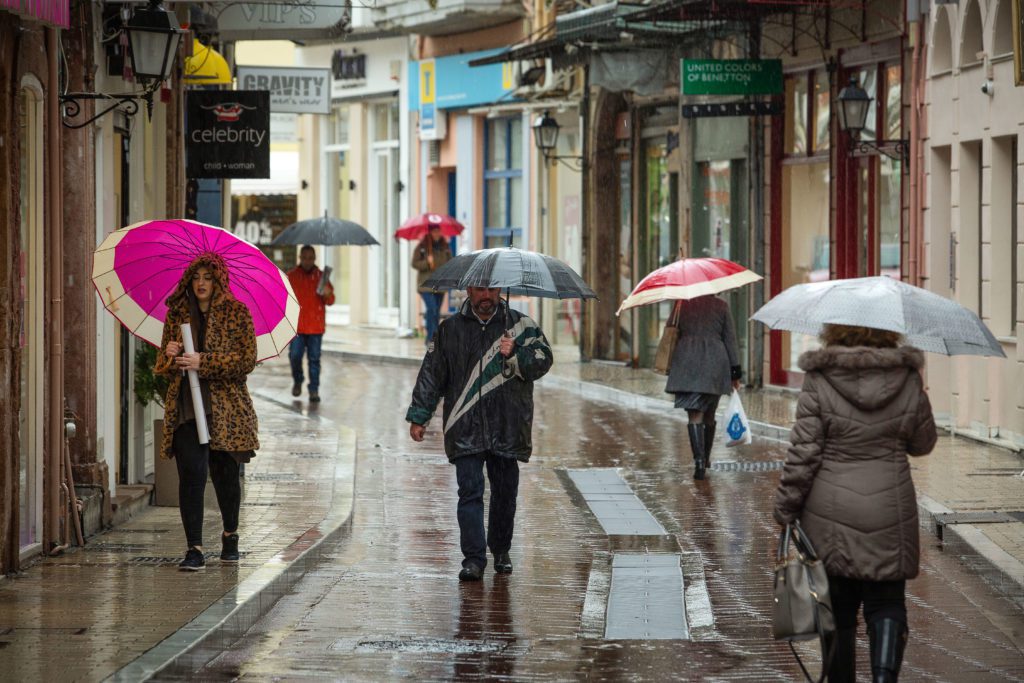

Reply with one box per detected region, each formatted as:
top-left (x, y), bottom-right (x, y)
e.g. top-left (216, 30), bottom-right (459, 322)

top-left (725, 389), bottom-right (752, 447)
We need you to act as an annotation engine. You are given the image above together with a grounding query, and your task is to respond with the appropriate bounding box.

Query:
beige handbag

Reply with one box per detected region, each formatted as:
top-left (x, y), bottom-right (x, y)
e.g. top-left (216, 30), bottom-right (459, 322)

top-left (773, 521), bottom-right (836, 682)
top-left (653, 301), bottom-right (682, 375)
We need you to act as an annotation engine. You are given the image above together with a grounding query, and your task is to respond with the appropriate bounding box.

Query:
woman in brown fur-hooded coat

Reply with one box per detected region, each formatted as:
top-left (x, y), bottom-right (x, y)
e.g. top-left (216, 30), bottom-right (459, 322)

top-left (154, 253), bottom-right (260, 460)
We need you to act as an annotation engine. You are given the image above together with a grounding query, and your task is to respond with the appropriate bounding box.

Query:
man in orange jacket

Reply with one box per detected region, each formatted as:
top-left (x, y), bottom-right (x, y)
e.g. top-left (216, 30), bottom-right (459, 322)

top-left (287, 245), bottom-right (335, 402)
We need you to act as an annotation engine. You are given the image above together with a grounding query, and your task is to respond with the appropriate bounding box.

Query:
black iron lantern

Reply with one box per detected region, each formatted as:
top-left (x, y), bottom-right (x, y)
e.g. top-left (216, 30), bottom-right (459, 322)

top-left (836, 77), bottom-right (871, 137)
top-left (127, 1), bottom-right (185, 82)
top-left (532, 111), bottom-right (560, 153)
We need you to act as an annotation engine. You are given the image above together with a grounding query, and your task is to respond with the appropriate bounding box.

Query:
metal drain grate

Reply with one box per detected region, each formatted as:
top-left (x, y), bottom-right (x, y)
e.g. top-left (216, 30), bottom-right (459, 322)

top-left (709, 460), bottom-right (785, 472)
top-left (566, 469), bottom-right (667, 536)
top-left (245, 472), bottom-right (301, 481)
top-left (85, 543), bottom-right (150, 553)
top-left (605, 554), bottom-right (688, 640)
top-left (934, 511), bottom-right (1024, 526)
top-left (127, 551), bottom-right (247, 566)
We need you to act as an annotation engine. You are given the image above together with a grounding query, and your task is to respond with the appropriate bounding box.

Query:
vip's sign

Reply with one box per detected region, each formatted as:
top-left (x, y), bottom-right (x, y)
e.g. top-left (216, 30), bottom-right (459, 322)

top-left (186, 91), bottom-right (270, 179)
top-left (237, 66), bottom-right (330, 115)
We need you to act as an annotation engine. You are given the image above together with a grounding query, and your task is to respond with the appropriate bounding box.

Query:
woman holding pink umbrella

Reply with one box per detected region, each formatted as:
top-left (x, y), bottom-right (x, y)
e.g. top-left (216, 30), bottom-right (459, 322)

top-left (155, 253), bottom-right (259, 571)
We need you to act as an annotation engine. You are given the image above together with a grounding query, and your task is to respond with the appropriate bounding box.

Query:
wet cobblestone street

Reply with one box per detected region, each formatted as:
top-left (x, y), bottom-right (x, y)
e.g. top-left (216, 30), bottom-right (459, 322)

top-left (183, 355), bottom-right (1024, 682)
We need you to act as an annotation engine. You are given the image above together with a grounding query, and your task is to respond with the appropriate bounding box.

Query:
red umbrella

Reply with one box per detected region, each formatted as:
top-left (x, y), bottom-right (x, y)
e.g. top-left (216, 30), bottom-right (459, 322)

top-left (617, 257), bottom-right (762, 315)
top-left (394, 213), bottom-right (465, 241)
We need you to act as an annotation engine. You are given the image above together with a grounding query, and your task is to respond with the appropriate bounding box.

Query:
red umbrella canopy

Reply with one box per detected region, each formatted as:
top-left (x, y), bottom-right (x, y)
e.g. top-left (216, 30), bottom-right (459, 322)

top-left (617, 257), bottom-right (762, 315)
top-left (394, 213), bottom-right (465, 241)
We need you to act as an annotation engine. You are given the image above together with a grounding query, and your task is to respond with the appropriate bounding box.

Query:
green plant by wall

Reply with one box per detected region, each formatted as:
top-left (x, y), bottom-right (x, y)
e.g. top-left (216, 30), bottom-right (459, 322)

top-left (134, 344), bottom-right (169, 408)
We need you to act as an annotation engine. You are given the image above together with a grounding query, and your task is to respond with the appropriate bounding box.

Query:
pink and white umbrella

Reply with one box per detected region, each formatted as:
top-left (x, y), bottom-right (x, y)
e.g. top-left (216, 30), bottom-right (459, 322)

top-left (617, 257), bottom-right (762, 315)
top-left (92, 218), bottom-right (299, 361)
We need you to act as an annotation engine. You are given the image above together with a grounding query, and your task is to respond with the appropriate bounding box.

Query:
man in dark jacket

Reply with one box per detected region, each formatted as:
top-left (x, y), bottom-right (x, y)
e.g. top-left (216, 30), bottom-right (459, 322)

top-left (406, 286), bottom-right (553, 581)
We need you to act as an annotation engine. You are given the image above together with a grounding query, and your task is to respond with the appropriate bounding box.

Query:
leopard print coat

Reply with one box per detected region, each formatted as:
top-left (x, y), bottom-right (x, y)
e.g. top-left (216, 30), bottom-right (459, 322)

top-left (155, 277), bottom-right (260, 459)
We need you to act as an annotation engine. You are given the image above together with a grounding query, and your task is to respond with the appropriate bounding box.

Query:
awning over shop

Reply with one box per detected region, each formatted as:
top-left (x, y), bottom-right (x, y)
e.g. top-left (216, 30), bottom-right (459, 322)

top-left (230, 150), bottom-right (298, 196)
top-left (184, 40), bottom-right (232, 85)
top-left (468, 0), bottom-right (731, 68)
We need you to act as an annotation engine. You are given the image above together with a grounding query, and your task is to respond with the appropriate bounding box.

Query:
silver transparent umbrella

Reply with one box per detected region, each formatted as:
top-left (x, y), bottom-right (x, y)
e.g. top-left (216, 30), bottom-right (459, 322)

top-left (270, 211), bottom-right (380, 246)
top-left (751, 276), bottom-right (1005, 357)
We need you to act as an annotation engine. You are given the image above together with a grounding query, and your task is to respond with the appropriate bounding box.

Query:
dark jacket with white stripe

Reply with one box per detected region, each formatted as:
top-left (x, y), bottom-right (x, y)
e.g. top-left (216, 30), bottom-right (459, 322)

top-left (405, 301), bottom-right (553, 462)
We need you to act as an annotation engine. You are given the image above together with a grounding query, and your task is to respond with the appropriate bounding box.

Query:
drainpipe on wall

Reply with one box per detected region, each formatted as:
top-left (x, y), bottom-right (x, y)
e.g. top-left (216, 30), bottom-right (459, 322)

top-left (907, 17), bottom-right (924, 287)
top-left (913, 18), bottom-right (928, 288)
top-left (46, 28), bottom-right (65, 554)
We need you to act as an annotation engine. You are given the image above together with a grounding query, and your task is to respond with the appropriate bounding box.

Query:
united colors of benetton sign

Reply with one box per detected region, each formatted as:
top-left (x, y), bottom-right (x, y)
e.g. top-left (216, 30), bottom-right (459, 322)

top-left (681, 59), bottom-right (783, 96)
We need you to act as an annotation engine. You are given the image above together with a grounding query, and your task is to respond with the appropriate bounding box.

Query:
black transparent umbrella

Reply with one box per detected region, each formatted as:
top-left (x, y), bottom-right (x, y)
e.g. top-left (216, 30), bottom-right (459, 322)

top-left (270, 211), bottom-right (379, 246)
top-left (423, 246), bottom-right (596, 300)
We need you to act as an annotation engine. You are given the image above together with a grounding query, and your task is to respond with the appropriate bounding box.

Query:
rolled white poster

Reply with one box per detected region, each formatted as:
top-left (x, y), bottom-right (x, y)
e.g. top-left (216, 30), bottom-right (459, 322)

top-left (180, 323), bottom-right (210, 445)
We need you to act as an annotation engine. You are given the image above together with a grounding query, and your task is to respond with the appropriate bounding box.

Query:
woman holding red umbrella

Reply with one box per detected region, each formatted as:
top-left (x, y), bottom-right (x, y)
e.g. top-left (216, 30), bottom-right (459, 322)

top-left (618, 257), bottom-right (761, 480)
top-left (665, 295), bottom-right (742, 480)
top-left (408, 216), bottom-right (455, 344)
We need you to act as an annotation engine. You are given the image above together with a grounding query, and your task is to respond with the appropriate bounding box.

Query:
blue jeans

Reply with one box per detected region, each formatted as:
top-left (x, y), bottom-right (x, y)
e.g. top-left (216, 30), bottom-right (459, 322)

top-left (453, 453), bottom-right (520, 569)
top-left (289, 333), bottom-right (323, 393)
top-left (420, 291), bottom-right (444, 344)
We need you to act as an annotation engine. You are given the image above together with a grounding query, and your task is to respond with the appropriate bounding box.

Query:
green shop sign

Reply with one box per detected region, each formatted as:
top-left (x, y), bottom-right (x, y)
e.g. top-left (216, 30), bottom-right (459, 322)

top-left (681, 59), bottom-right (783, 96)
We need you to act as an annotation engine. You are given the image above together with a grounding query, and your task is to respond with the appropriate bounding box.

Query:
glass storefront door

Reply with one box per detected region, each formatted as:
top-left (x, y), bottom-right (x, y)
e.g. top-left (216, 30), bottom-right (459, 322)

top-left (693, 158), bottom-right (750, 377)
top-left (638, 140), bottom-right (678, 367)
top-left (369, 101), bottom-right (401, 325)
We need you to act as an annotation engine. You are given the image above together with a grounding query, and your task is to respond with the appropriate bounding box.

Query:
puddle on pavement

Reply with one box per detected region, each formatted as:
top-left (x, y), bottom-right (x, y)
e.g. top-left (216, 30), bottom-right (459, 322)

top-left (332, 637), bottom-right (509, 654)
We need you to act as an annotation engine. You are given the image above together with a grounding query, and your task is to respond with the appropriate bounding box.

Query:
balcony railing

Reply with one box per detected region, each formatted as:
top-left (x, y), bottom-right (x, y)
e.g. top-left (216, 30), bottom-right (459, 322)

top-left (371, 0), bottom-right (525, 35)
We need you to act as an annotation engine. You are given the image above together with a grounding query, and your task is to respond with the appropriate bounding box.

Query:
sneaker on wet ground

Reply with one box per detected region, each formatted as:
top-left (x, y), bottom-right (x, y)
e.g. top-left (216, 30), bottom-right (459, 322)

top-left (291, 383), bottom-right (301, 397)
top-left (178, 548), bottom-right (205, 571)
top-left (221, 533), bottom-right (240, 563)
top-left (309, 391), bottom-right (321, 403)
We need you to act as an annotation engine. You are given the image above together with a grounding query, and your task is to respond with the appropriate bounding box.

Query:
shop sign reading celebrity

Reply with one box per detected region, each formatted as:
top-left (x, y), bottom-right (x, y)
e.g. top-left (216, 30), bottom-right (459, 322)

top-left (186, 90), bottom-right (270, 178)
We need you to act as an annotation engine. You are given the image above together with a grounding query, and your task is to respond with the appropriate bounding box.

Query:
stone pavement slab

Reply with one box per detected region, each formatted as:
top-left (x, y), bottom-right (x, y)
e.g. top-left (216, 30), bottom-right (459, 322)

top-left (0, 375), bottom-right (356, 683)
top-left (324, 323), bottom-right (1024, 610)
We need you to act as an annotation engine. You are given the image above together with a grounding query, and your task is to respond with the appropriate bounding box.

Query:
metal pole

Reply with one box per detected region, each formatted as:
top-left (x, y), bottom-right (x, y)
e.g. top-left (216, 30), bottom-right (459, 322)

top-left (749, 20), bottom-right (766, 388)
top-left (119, 131), bottom-right (130, 484)
top-left (46, 28), bottom-right (65, 552)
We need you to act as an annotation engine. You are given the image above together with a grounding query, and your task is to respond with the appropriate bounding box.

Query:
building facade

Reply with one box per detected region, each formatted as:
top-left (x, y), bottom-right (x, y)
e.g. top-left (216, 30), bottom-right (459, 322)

top-left (923, 0), bottom-right (1024, 446)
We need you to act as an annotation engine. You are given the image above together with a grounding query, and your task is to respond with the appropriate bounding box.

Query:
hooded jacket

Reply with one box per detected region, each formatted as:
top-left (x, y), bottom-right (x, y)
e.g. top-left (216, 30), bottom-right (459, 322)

top-left (405, 300), bottom-right (553, 462)
top-left (411, 236), bottom-right (453, 290)
top-left (155, 255), bottom-right (260, 459)
top-left (773, 345), bottom-right (937, 581)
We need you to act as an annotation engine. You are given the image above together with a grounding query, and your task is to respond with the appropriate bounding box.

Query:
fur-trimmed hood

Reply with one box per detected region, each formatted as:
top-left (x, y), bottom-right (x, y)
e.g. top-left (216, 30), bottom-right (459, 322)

top-left (798, 346), bottom-right (925, 411)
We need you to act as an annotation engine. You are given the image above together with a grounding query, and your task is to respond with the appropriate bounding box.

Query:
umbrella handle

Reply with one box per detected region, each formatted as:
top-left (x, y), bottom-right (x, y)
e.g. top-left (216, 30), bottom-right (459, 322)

top-left (501, 290), bottom-right (515, 379)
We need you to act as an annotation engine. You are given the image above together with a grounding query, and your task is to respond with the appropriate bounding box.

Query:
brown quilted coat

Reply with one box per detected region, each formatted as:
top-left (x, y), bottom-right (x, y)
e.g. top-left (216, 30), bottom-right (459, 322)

top-left (155, 277), bottom-right (259, 460)
top-left (773, 346), bottom-right (937, 581)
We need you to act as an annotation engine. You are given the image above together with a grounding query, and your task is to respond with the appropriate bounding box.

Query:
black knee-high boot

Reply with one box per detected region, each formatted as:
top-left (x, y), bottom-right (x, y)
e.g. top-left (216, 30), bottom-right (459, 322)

top-left (687, 424), bottom-right (705, 480)
top-left (825, 627), bottom-right (857, 683)
top-left (868, 618), bottom-right (908, 682)
top-left (703, 420), bottom-right (716, 468)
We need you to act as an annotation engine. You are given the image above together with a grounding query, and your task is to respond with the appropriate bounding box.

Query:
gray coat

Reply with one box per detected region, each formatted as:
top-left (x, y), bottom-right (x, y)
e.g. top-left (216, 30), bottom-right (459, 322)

top-left (664, 296), bottom-right (740, 395)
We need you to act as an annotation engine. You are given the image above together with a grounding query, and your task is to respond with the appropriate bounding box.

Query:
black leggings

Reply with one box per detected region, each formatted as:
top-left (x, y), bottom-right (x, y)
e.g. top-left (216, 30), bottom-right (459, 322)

top-left (828, 576), bottom-right (907, 630)
top-left (173, 421), bottom-right (241, 549)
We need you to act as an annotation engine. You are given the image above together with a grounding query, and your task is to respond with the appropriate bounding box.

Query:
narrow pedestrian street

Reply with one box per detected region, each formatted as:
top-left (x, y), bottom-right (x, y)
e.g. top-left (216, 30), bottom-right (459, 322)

top-left (171, 355), bottom-right (1024, 682)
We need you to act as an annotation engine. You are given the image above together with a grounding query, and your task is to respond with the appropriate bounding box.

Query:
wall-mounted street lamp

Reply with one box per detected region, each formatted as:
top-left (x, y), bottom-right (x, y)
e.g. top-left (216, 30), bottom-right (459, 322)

top-left (531, 111), bottom-right (583, 171)
top-left (836, 77), bottom-right (909, 166)
top-left (60, 1), bottom-right (185, 129)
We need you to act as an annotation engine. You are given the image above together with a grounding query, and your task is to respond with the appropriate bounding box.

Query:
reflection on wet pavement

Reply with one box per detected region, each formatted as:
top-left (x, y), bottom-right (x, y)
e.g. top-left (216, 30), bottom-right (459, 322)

top-left (184, 356), bottom-right (1024, 681)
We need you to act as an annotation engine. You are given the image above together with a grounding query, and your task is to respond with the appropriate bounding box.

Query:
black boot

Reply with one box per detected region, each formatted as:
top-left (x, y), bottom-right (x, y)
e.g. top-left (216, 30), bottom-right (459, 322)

top-left (868, 618), bottom-right (907, 682)
top-left (825, 627), bottom-right (857, 683)
top-left (687, 424), bottom-right (706, 480)
top-left (703, 420), bottom-right (716, 469)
